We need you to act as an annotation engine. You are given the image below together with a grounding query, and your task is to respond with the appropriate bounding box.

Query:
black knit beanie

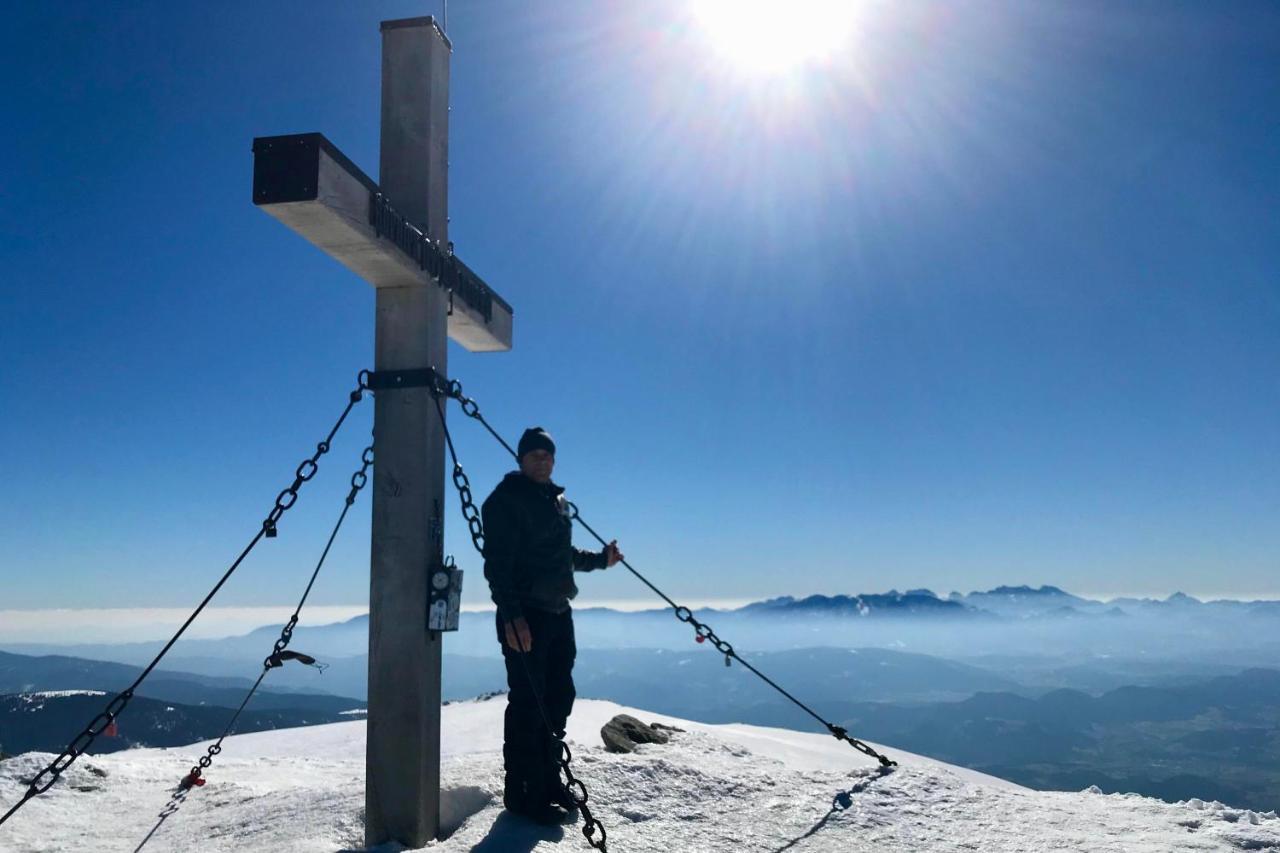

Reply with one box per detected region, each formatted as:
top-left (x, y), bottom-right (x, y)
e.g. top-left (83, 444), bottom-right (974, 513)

top-left (517, 427), bottom-right (556, 460)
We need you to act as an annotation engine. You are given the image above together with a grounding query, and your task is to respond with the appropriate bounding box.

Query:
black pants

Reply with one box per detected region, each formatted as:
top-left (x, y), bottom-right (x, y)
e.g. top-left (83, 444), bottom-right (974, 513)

top-left (497, 607), bottom-right (576, 804)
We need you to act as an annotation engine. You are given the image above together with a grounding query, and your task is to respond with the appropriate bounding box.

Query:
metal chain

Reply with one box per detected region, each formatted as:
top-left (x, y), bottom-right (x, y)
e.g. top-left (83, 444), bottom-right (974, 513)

top-left (130, 442), bottom-right (375, 853)
top-left (447, 441), bottom-right (486, 556)
top-left (177, 442), bottom-right (375, 794)
top-left (0, 377), bottom-right (368, 829)
top-left (568, 764), bottom-right (608, 850)
top-left (517, 652), bottom-right (608, 852)
top-left (429, 389), bottom-right (608, 851)
top-left (445, 378), bottom-right (519, 458)
top-left (573, 506), bottom-right (892, 768)
top-left (663, 584), bottom-right (892, 765)
top-left (439, 375), bottom-right (897, 770)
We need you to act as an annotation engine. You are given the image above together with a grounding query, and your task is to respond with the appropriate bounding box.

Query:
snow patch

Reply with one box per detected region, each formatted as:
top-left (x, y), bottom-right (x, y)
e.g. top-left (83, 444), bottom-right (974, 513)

top-left (439, 785), bottom-right (493, 837)
top-left (20, 690), bottom-right (109, 699)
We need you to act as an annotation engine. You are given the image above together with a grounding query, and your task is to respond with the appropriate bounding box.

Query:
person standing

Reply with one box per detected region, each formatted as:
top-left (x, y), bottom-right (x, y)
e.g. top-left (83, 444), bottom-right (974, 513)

top-left (482, 426), bottom-right (623, 824)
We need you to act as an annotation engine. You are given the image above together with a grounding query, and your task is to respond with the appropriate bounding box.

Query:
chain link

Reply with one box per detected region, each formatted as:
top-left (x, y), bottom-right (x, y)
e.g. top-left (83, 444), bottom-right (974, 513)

top-left (451, 463), bottom-right (486, 554)
top-left (444, 378), bottom-right (519, 458)
top-left (556, 741), bottom-right (608, 850)
top-left (15, 684), bottom-right (130, 799)
top-left (0, 377), bottom-right (368, 829)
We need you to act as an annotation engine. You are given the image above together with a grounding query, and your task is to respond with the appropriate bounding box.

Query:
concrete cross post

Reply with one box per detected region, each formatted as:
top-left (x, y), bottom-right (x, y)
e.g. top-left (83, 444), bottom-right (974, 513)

top-left (366, 17), bottom-right (451, 847)
top-left (250, 14), bottom-right (514, 849)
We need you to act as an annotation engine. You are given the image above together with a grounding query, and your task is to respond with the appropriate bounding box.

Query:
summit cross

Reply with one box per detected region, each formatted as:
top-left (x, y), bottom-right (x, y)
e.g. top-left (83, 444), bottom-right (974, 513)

top-left (250, 16), bottom-right (513, 847)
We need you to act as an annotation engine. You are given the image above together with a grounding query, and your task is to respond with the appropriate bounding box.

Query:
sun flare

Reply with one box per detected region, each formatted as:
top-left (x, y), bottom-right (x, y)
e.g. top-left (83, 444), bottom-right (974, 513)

top-left (692, 0), bottom-right (861, 74)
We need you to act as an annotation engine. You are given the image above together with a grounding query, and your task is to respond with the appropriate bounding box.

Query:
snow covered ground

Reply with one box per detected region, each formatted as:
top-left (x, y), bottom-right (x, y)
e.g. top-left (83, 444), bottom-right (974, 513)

top-left (1, 697), bottom-right (1277, 852)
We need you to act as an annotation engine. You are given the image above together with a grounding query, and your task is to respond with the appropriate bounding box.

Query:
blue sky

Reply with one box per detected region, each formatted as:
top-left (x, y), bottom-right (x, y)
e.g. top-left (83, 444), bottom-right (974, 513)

top-left (1, 0), bottom-right (1276, 619)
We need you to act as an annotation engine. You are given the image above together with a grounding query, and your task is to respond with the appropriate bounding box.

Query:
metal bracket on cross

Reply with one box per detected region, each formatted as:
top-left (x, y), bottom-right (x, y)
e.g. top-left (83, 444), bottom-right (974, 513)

top-left (361, 367), bottom-right (450, 394)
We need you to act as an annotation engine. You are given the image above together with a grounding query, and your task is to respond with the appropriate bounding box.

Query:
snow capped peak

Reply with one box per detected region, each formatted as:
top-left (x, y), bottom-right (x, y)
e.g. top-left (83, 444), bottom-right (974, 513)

top-left (739, 592), bottom-right (970, 617)
top-left (2, 698), bottom-right (1277, 851)
top-left (976, 585), bottom-right (1070, 598)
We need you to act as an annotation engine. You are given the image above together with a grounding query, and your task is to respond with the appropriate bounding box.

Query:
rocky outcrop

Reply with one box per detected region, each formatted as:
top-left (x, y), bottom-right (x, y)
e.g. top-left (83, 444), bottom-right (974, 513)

top-left (600, 714), bottom-right (684, 753)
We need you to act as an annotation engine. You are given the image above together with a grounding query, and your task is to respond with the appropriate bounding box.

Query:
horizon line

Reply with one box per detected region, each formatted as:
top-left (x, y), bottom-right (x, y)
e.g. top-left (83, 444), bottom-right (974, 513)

top-left (5, 587), bottom-right (1280, 646)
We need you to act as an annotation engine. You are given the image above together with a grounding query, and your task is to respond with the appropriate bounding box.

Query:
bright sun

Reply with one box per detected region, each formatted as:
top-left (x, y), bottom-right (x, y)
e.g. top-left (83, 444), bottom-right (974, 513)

top-left (691, 0), bottom-right (861, 74)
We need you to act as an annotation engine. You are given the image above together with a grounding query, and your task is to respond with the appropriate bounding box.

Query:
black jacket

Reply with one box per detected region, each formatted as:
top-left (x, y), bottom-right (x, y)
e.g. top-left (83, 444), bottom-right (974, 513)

top-left (482, 471), bottom-right (607, 619)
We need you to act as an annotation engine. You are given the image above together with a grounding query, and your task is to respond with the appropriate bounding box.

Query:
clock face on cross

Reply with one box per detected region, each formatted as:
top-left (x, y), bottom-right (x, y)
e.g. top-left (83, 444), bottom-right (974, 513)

top-left (431, 570), bottom-right (450, 591)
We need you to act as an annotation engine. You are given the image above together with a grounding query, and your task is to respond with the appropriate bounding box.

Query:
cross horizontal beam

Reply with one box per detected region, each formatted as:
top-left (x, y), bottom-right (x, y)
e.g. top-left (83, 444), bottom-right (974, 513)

top-left (251, 132), bottom-right (512, 352)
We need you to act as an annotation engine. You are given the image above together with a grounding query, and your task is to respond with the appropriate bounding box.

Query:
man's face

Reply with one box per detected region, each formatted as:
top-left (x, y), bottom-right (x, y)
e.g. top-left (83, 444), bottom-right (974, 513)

top-left (519, 449), bottom-right (555, 484)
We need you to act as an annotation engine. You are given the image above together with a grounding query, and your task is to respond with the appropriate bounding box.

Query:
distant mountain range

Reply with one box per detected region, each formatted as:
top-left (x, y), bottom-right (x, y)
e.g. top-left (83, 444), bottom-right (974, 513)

top-left (5, 585), bottom-right (1280, 701)
top-left (8, 584), bottom-right (1278, 665)
top-left (0, 650), bottom-right (366, 755)
top-left (742, 589), bottom-right (976, 617)
top-left (0, 651), bottom-right (361, 712)
top-left (750, 585), bottom-right (1280, 620)
top-left (0, 690), bottom-right (364, 756)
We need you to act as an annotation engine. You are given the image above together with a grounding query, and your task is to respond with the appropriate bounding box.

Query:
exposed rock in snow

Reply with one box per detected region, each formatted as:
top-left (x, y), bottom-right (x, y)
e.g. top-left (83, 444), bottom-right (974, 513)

top-left (1, 699), bottom-right (1277, 851)
top-left (600, 714), bottom-right (677, 753)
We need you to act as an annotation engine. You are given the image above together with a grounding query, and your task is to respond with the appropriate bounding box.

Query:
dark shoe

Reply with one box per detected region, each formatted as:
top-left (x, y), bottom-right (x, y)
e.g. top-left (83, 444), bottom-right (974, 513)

top-left (548, 781), bottom-right (579, 813)
top-left (505, 796), bottom-right (570, 825)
